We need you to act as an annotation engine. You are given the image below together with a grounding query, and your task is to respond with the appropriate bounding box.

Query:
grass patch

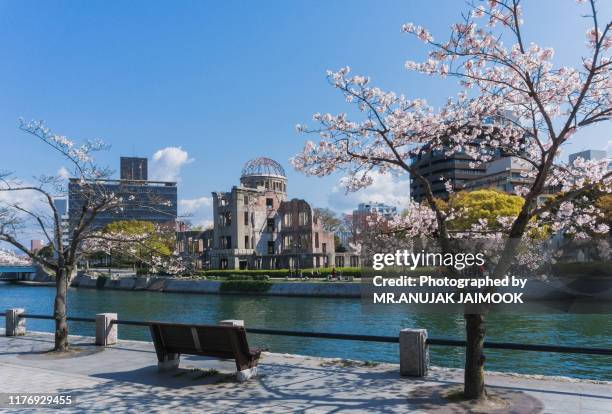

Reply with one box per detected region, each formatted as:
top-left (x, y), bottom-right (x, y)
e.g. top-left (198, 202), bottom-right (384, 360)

top-left (320, 359), bottom-right (380, 368)
top-left (444, 387), bottom-right (467, 402)
top-left (192, 368), bottom-right (219, 381)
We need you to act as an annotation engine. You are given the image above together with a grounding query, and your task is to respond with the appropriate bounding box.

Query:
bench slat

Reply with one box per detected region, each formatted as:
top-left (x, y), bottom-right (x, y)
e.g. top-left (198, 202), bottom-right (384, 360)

top-left (190, 327), bottom-right (203, 352)
top-left (149, 322), bottom-right (262, 374)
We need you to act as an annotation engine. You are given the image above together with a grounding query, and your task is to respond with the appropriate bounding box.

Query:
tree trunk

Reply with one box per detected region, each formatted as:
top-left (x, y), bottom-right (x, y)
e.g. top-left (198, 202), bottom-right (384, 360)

top-left (464, 313), bottom-right (486, 399)
top-left (53, 268), bottom-right (69, 351)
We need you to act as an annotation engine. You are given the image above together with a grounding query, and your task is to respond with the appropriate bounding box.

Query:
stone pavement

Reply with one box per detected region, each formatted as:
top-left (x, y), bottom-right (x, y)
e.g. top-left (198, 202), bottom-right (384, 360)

top-left (0, 331), bottom-right (610, 413)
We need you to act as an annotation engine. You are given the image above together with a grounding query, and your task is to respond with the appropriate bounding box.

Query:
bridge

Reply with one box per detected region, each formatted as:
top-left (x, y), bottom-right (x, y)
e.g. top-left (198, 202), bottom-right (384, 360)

top-left (0, 265), bottom-right (38, 281)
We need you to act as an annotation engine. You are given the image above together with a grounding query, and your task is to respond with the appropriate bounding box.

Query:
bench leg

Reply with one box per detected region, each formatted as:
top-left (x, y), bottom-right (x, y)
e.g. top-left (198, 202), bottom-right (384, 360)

top-left (158, 353), bottom-right (180, 372)
top-left (236, 366), bottom-right (258, 382)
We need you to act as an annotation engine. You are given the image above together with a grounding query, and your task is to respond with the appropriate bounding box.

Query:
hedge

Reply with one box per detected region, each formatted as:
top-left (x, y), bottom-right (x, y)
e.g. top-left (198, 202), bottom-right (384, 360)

top-left (223, 274), bottom-right (270, 281)
top-left (198, 267), bottom-right (362, 279)
top-left (195, 267), bottom-right (440, 279)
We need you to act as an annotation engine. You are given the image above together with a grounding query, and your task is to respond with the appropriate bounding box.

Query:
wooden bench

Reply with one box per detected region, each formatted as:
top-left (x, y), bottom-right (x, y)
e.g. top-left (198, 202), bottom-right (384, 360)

top-left (149, 322), bottom-right (264, 381)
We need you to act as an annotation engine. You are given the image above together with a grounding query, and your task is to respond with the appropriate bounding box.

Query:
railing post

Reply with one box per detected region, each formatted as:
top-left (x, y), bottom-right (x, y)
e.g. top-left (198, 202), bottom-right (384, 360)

top-left (399, 328), bottom-right (428, 377)
top-left (5, 308), bottom-right (26, 336)
top-left (95, 313), bottom-right (117, 346)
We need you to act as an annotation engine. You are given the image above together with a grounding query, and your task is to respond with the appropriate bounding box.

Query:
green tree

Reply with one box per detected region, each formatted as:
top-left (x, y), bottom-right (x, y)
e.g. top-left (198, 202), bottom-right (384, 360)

top-left (446, 190), bottom-right (524, 232)
top-left (37, 244), bottom-right (55, 259)
top-left (100, 220), bottom-right (174, 269)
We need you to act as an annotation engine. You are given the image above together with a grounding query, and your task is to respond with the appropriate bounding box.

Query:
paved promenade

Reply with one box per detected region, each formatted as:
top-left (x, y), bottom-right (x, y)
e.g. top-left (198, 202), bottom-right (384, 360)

top-left (0, 331), bottom-right (610, 413)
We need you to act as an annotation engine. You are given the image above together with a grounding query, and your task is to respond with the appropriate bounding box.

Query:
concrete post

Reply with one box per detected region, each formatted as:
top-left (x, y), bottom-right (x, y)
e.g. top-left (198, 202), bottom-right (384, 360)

top-left (95, 313), bottom-right (117, 346)
top-left (219, 319), bottom-right (244, 327)
top-left (399, 328), bottom-right (428, 377)
top-left (5, 308), bottom-right (26, 336)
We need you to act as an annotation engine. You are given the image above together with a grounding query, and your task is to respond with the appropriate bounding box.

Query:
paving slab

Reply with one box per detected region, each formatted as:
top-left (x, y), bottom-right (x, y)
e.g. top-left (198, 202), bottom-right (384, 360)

top-left (0, 331), bottom-right (610, 413)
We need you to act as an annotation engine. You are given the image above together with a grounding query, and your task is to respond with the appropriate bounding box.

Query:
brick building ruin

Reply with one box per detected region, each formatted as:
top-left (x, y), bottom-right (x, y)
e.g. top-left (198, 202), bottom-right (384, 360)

top-left (201, 157), bottom-right (335, 270)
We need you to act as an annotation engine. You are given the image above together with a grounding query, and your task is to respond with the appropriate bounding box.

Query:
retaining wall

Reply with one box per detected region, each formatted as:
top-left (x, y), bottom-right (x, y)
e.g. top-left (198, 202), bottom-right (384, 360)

top-left (70, 274), bottom-right (361, 298)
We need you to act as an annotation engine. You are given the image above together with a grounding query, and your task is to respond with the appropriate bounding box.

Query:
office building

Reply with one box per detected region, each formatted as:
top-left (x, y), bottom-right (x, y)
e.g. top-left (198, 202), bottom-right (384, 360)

top-left (53, 198), bottom-right (70, 247)
top-left (30, 240), bottom-right (45, 253)
top-left (461, 157), bottom-right (533, 193)
top-left (351, 202), bottom-right (398, 238)
top-left (410, 148), bottom-right (488, 202)
top-left (120, 157), bottom-right (148, 181)
top-left (68, 157), bottom-right (177, 231)
top-left (568, 150), bottom-right (607, 164)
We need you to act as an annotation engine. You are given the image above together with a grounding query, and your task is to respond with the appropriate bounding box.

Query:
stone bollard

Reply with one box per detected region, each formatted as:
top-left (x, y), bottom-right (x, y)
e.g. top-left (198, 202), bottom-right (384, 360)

top-left (399, 328), bottom-right (429, 377)
top-left (219, 319), bottom-right (244, 327)
top-left (5, 308), bottom-right (26, 336)
top-left (95, 313), bottom-right (117, 346)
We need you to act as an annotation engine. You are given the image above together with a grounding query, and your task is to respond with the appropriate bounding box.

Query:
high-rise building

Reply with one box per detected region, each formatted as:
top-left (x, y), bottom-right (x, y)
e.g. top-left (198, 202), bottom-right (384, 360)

top-left (53, 198), bottom-right (68, 216)
top-left (410, 148), bottom-right (488, 202)
top-left (30, 240), bottom-right (45, 252)
top-left (568, 150), bottom-right (607, 164)
top-left (53, 198), bottom-right (70, 247)
top-left (68, 157), bottom-right (177, 232)
top-left (460, 156), bottom-right (558, 205)
top-left (461, 157), bottom-right (533, 193)
top-left (120, 157), bottom-right (148, 181)
top-left (353, 202), bottom-right (397, 217)
top-left (410, 115), bottom-right (525, 202)
top-left (352, 202), bottom-right (398, 240)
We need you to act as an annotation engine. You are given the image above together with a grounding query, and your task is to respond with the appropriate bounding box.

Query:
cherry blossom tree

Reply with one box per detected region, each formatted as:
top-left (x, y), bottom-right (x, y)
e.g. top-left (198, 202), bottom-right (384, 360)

top-left (83, 221), bottom-right (184, 275)
top-left (294, 0), bottom-right (610, 400)
top-left (0, 248), bottom-right (32, 266)
top-left (0, 120), bottom-right (181, 351)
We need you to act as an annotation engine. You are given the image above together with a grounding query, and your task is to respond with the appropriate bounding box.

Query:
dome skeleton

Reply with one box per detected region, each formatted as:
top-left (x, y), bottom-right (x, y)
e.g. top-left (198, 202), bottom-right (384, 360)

top-left (241, 157), bottom-right (286, 178)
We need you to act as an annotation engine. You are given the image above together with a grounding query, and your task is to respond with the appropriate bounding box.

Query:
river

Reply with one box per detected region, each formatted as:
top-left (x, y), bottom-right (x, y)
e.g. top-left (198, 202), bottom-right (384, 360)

top-left (1, 283), bottom-right (610, 381)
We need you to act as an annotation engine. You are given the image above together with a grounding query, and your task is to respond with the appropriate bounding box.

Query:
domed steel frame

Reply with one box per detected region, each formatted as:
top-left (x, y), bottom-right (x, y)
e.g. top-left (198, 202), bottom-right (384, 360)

top-left (241, 157), bottom-right (286, 178)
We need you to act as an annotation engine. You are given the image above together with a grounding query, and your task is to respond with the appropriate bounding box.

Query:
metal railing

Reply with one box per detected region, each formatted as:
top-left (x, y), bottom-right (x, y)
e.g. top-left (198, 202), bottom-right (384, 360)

top-left (3, 312), bottom-right (612, 356)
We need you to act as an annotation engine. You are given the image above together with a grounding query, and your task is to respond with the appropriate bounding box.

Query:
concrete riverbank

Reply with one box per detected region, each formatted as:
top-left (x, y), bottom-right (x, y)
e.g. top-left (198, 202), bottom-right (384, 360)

top-left (0, 330), bottom-right (610, 413)
top-left (70, 273), bottom-right (362, 298)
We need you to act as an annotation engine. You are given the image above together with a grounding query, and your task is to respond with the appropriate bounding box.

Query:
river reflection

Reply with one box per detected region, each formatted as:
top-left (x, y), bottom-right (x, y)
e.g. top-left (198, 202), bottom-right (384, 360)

top-left (0, 283), bottom-right (610, 381)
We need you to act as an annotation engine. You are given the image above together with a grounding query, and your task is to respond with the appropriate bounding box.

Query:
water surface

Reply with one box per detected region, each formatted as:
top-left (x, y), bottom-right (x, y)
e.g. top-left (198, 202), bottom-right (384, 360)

top-left (0, 283), bottom-right (610, 381)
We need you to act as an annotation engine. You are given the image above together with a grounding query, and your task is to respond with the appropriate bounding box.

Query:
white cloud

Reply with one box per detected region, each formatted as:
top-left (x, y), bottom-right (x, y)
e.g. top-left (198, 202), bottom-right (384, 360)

top-left (179, 196), bottom-right (212, 212)
top-left (327, 172), bottom-right (411, 214)
top-left (57, 166), bottom-right (70, 179)
top-left (0, 187), bottom-right (47, 213)
top-left (606, 140), bottom-right (612, 155)
top-left (178, 196), bottom-right (213, 228)
top-left (150, 147), bottom-right (193, 182)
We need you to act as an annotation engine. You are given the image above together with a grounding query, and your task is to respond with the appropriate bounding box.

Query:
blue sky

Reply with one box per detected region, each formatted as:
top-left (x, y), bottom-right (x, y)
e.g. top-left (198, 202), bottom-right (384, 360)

top-left (0, 0), bottom-right (610, 227)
